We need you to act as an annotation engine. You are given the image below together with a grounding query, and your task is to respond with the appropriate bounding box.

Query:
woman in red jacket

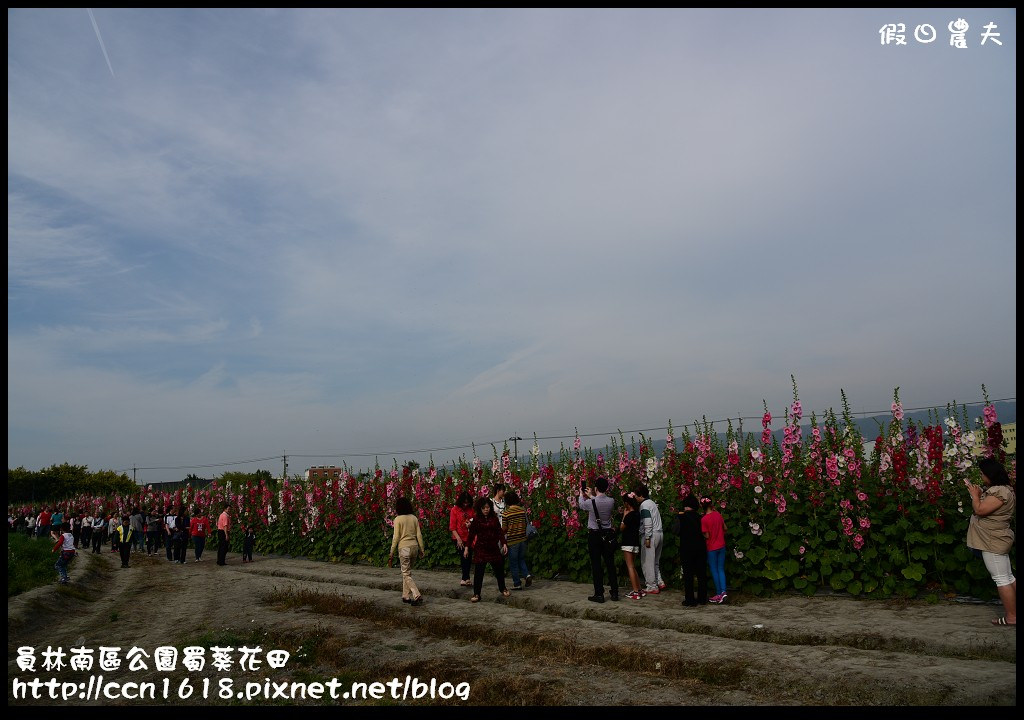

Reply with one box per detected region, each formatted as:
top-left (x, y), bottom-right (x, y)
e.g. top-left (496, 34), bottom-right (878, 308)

top-left (449, 491), bottom-right (475, 588)
top-left (464, 497), bottom-right (509, 603)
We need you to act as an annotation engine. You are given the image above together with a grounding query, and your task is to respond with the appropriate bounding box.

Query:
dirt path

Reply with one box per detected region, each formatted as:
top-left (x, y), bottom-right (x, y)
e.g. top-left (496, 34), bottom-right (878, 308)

top-left (8, 549), bottom-right (1017, 706)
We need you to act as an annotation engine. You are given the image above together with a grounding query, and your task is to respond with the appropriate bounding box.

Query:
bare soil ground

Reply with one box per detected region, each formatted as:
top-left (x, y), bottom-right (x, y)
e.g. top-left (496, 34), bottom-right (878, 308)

top-left (8, 548), bottom-right (1016, 706)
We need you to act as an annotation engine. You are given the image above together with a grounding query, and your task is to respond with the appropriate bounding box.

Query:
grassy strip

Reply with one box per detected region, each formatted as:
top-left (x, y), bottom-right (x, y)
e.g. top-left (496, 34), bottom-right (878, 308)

top-left (263, 587), bottom-right (986, 705)
top-left (170, 623), bottom-right (565, 706)
top-left (7, 533), bottom-right (60, 597)
top-left (265, 588), bottom-right (747, 689)
top-left (249, 567), bottom-right (1016, 665)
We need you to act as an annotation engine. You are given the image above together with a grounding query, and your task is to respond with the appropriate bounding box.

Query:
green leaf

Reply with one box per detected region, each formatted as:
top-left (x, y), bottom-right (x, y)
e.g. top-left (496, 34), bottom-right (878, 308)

top-left (901, 563), bottom-right (926, 581)
top-left (910, 546), bottom-right (932, 561)
top-left (745, 546), bottom-right (767, 564)
top-left (779, 559), bottom-right (800, 577)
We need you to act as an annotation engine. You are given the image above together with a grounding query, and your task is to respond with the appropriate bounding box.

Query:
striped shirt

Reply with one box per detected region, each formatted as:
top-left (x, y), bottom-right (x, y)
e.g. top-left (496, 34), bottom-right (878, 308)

top-left (503, 505), bottom-right (527, 544)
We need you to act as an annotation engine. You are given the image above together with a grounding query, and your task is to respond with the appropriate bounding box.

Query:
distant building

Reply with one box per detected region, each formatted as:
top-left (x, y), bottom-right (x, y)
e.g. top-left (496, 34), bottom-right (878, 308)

top-left (971, 422), bottom-right (1016, 457)
top-left (305, 465), bottom-right (343, 481)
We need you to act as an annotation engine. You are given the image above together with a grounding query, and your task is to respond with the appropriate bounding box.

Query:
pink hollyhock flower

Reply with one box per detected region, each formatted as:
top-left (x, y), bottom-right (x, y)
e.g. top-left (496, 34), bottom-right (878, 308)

top-left (983, 405), bottom-right (998, 428)
top-left (859, 517), bottom-right (871, 529)
top-left (573, 435), bottom-right (581, 451)
top-left (799, 546), bottom-right (806, 555)
top-left (853, 534), bottom-right (865, 550)
top-left (891, 402), bottom-right (904, 421)
top-left (857, 491), bottom-right (867, 502)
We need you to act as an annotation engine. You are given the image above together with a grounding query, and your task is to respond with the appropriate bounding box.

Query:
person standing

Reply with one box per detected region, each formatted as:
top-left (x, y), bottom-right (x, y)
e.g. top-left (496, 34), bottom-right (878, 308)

top-left (144, 508), bottom-right (159, 555)
top-left (637, 483), bottom-right (665, 594)
top-left (174, 506), bottom-right (190, 564)
top-left (69, 512), bottom-right (82, 549)
top-left (51, 508), bottom-right (64, 537)
top-left (388, 497), bottom-right (425, 606)
top-left (37, 507), bottom-right (51, 539)
top-left (91, 514), bottom-right (105, 554)
top-left (465, 497), bottom-right (509, 602)
top-left (449, 491), bottom-right (475, 587)
top-left (241, 525), bottom-right (256, 563)
top-left (216, 502), bottom-right (231, 566)
top-left (26, 512), bottom-right (36, 539)
top-left (676, 494), bottom-right (709, 606)
top-left (117, 516), bottom-right (134, 568)
top-left (164, 507), bottom-right (177, 561)
top-left (490, 484), bottom-right (507, 528)
top-left (130, 508), bottom-right (145, 553)
top-left (578, 476), bottom-right (619, 603)
top-left (81, 513), bottom-right (93, 550)
top-left (966, 456), bottom-right (1016, 626)
top-left (701, 497), bottom-right (729, 603)
top-left (620, 494), bottom-right (644, 600)
top-left (109, 515), bottom-right (121, 554)
top-left (502, 492), bottom-right (532, 590)
top-left (190, 506), bottom-right (210, 562)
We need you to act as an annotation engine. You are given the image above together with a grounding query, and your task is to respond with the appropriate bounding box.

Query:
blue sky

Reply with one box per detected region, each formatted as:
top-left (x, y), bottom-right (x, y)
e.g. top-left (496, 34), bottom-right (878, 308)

top-left (8, 9), bottom-right (1016, 483)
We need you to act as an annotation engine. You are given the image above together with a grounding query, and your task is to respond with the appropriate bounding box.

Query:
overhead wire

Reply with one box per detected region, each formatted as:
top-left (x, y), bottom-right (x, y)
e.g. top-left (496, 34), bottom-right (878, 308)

top-left (119, 396), bottom-right (1015, 475)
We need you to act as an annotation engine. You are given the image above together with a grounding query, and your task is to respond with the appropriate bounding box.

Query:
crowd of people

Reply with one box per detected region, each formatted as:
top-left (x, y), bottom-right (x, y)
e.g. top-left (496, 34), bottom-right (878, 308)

top-left (389, 479), bottom-right (734, 608)
top-left (14, 457), bottom-right (1014, 627)
top-left (12, 501), bottom-right (241, 583)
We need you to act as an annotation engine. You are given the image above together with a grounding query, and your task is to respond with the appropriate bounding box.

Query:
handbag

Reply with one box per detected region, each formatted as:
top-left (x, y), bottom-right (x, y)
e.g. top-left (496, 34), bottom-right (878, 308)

top-left (526, 521), bottom-right (538, 540)
top-left (591, 499), bottom-right (618, 551)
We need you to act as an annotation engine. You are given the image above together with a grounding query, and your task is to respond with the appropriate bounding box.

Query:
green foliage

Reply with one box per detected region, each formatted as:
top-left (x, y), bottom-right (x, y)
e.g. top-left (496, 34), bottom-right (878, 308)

top-left (7, 463), bottom-right (135, 502)
top-left (9, 382), bottom-right (1015, 600)
top-left (8, 533), bottom-right (59, 597)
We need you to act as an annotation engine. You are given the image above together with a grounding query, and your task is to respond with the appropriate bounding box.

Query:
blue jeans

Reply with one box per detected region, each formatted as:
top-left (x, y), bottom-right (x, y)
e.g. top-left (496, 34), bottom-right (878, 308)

top-left (707, 547), bottom-right (727, 595)
top-left (507, 541), bottom-right (530, 587)
top-left (55, 550), bottom-right (75, 582)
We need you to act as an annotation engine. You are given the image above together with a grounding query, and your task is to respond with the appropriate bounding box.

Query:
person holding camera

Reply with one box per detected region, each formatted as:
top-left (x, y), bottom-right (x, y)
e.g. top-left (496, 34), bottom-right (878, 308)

top-left (966, 456), bottom-right (1016, 627)
top-left (578, 476), bottom-right (619, 603)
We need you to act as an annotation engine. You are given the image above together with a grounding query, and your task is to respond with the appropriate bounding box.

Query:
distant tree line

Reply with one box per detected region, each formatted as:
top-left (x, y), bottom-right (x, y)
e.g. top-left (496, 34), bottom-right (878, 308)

top-left (6, 466), bottom-right (284, 505)
top-left (7, 463), bottom-right (137, 503)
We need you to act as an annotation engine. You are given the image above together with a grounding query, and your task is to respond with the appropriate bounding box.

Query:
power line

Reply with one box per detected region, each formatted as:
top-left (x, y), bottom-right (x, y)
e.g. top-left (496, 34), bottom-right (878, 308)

top-left (122, 395), bottom-right (1014, 474)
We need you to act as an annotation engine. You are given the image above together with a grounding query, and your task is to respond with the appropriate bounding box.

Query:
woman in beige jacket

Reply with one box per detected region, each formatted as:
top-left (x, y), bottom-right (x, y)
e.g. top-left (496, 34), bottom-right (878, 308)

top-left (388, 497), bottom-right (425, 606)
top-left (966, 456), bottom-right (1016, 626)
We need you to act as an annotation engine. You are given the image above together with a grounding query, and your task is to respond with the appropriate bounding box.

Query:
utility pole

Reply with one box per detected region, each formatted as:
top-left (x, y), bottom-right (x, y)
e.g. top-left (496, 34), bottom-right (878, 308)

top-left (509, 436), bottom-right (522, 466)
top-left (282, 453), bottom-right (288, 481)
top-left (133, 466), bottom-right (137, 485)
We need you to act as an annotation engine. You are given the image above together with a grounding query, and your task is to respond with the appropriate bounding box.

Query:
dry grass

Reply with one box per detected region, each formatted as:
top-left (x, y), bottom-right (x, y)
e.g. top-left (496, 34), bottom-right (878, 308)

top-left (265, 588), bottom-right (752, 691)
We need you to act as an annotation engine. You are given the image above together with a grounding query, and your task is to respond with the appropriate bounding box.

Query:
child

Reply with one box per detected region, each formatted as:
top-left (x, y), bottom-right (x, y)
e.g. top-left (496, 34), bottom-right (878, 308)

top-left (242, 525), bottom-right (256, 563)
top-left (52, 522), bottom-right (76, 585)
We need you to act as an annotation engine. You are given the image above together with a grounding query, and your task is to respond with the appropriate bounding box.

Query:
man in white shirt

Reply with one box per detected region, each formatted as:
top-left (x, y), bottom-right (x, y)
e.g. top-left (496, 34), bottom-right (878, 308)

top-left (638, 483), bottom-right (665, 594)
